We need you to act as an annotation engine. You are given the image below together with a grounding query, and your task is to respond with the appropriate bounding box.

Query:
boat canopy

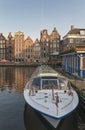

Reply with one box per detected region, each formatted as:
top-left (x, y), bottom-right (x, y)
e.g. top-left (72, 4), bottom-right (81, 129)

top-left (26, 65), bottom-right (71, 90)
top-left (30, 76), bottom-right (70, 90)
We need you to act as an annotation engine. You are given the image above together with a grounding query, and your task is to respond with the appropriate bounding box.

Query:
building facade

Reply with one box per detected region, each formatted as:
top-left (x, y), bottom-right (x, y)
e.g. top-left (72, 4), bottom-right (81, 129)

top-left (61, 26), bottom-right (85, 78)
top-left (14, 31), bottom-right (24, 62)
top-left (40, 28), bottom-right (60, 63)
top-left (6, 32), bottom-right (14, 61)
top-left (49, 27), bottom-right (60, 53)
top-left (62, 25), bottom-right (85, 52)
top-left (24, 36), bottom-right (34, 62)
top-left (0, 33), bottom-right (6, 60)
top-left (33, 38), bottom-right (41, 63)
top-left (40, 29), bottom-right (49, 63)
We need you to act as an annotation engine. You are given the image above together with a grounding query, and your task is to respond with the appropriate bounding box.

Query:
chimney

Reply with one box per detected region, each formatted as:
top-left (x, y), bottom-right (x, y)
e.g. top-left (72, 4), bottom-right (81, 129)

top-left (71, 25), bottom-right (74, 30)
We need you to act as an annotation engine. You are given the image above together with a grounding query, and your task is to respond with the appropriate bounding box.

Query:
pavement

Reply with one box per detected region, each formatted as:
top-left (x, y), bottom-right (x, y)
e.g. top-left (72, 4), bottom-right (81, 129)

top-left (55, 67), bottom-right (85, 91)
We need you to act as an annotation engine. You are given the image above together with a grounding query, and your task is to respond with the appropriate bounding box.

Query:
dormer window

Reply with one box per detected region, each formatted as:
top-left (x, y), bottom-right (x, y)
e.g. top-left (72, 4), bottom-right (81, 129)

top-left (80, 30), bottom-right (85, 35)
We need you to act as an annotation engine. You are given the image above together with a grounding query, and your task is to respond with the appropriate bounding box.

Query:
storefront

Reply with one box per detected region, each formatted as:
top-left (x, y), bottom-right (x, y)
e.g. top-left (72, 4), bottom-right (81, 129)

top-left (62, 47), bottom-right (85, 78)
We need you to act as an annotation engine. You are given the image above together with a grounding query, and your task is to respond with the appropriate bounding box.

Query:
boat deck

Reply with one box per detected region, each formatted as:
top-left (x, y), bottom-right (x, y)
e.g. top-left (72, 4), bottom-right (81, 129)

top-left (24, 89), bottom-right (78, 119)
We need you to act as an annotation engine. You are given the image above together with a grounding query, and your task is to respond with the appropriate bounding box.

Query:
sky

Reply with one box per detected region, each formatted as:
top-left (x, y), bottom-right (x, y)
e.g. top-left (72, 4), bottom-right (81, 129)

top-left (0, 0), bottom-right (85, 41)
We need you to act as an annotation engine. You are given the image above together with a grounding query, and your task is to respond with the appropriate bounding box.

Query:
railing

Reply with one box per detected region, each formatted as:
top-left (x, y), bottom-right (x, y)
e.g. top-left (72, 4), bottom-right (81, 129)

top-left (60, 42), bottom-right (85, 53)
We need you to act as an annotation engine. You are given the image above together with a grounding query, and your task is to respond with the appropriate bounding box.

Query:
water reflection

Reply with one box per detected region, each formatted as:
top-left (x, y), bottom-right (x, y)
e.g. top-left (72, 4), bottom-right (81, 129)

top-left (0, 67), bottom-right (81, 130)
top-left (0, 67), bottom-right (36, 93)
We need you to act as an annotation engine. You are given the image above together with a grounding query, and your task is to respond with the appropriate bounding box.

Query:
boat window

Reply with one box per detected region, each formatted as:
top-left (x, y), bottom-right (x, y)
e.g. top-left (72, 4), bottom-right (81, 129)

top-left (32, 77), bottom-right (41, 89)
top-left (41, 77), bottom-right (58, 89)
top-left (31, 76), bottom-right (58, 89)
top-left (42, 80), bottom-right (58, 89)
top-left (31, 76), bottom-right (70, 90)
top-left (58, 77), bottom-right (68, 89)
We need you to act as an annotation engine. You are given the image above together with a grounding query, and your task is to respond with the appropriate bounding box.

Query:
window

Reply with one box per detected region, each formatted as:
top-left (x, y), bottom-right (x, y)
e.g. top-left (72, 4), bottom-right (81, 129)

top-left (53, 32), bottom-right (57, 39)
top-left (80, 30), bottom-right (85, 35)
top-left (76, 39), bottom-right (80, 43)
top-left (44, 53), bottom-right (46, 57)
top-left (0, 44), bottom-right (3, 48)
top-left (53, 43), bottom-right (56, 48)
top-left (0, 40), bottom-right (2, 43)
top-left (69, 39), bottom-right (73, 43)
top-left (28, 55), bottom-right (30, 58)
top-left (44, 47), bottom-right (46, 51)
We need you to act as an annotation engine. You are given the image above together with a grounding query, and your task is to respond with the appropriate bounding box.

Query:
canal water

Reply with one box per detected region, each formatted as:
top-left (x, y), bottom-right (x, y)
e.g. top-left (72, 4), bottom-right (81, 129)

top-left (0, 67), bottom-right (81, 130)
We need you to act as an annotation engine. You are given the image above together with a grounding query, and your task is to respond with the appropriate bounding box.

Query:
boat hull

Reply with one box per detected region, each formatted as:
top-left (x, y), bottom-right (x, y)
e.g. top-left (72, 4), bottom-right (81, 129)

top-left (41, 114), bottom-right (60, 128)
top-left (24, 89), bottom-right (79, 128)
top-left (23, 65), bottom-right (79, 128)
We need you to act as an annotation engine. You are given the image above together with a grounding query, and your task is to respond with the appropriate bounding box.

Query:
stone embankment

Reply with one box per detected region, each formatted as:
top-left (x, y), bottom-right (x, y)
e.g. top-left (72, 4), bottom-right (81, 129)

top-left (55, 67), bottom-right (85, 130)
top-left (0, 62), bottom-right (40, 67)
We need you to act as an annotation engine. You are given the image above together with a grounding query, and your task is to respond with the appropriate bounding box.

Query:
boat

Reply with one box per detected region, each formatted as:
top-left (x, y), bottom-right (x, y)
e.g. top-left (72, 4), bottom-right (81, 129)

top-left (24, 65), bottom-right (79, 128)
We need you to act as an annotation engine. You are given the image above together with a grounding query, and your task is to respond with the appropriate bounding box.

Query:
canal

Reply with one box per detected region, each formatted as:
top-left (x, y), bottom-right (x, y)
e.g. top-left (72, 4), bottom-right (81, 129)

top-left (0, 67), bottom-right (84, 130)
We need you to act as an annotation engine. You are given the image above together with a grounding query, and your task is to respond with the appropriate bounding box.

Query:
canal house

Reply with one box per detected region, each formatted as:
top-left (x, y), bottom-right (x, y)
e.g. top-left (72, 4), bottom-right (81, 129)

top-left (61, 26), bottom-right (85, 78)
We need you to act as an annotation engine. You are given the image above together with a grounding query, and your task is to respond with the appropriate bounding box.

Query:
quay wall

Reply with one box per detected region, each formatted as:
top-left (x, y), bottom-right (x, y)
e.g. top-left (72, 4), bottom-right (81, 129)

top-left (0, 63), bottom-right (41, 67)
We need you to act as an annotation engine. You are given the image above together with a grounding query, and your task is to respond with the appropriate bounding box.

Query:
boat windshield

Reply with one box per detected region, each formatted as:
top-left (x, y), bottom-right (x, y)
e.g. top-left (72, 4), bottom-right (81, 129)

top-left (41, 77), bottom-right (58, 89)
top-left (31, 76), bottom-right (70, 90)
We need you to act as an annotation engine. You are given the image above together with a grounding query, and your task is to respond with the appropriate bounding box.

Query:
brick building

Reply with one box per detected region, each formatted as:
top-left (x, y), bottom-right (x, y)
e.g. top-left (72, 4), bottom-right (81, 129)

top-left (40, 27), bottom-right (60, 63)
top-left (6, 32), bottom-right (14, 61)
top-left (14, 31), bottom-right (24, 62)
top-left (24, 36), bottom-right (34, 62)
top-left (0, 33), bottom-right (6, 60)
top-left (33, 38), bottom-right (41, 63)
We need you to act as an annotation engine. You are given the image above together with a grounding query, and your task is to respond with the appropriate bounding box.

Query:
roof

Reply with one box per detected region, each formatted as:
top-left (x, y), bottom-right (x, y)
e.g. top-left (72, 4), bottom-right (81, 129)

top-left (63, 26), bottom-right (85, 39)
top-left (67, 28), bottom-right (85, 35)
top-left (0, 33), bottom-right (6, 40)
top-left (24, 36), bottom-right (33, 43)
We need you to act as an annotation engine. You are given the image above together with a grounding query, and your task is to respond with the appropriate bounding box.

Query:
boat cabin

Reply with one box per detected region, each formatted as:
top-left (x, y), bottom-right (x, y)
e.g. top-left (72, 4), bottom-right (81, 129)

top-left (28, 75), bottom-right (71, 91)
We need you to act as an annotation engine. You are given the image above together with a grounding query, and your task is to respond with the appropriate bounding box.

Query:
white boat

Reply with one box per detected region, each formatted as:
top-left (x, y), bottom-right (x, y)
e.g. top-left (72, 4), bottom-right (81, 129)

top-left (24, 65), bottom-right (79, 128)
